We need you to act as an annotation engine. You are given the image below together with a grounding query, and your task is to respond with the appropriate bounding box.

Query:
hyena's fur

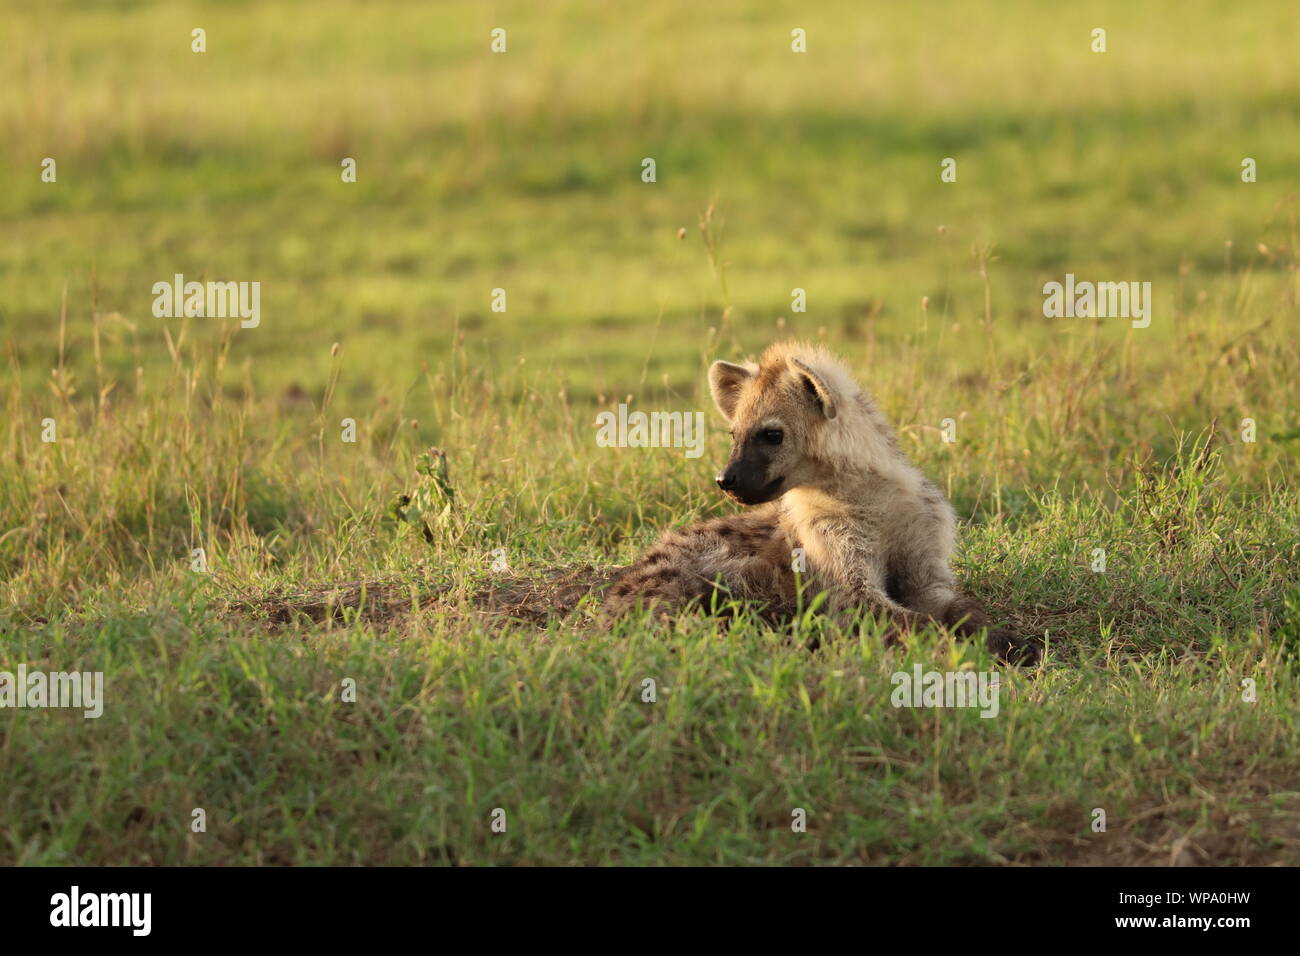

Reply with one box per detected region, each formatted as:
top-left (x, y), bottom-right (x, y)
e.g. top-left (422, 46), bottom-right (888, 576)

top-left (606, 341), bottom-right (1042, 665)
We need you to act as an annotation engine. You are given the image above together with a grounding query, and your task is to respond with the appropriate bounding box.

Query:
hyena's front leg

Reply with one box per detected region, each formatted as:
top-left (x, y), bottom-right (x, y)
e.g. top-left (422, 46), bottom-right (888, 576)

top-left (825, 587), bottom-right (930, 647)
top-left (813, 553), bottom-right (935, 644)
top-left (906, 577), bottom-right (1042, 666)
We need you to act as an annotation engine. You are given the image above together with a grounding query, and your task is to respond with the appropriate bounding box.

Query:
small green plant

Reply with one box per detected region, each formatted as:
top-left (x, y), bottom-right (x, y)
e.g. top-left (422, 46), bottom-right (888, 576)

top-left (388, 448), bottom-right (456, 543)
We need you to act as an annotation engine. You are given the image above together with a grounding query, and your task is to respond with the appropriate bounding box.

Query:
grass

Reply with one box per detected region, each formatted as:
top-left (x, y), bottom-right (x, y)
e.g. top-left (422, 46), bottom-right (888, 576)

top-left (1, 0), bottom-right (1298, 865)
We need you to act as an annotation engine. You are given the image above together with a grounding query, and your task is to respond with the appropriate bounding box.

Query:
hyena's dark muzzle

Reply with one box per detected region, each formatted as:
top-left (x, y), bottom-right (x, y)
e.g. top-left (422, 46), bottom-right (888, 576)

top-left (716, 442), bottom-right (784, 505)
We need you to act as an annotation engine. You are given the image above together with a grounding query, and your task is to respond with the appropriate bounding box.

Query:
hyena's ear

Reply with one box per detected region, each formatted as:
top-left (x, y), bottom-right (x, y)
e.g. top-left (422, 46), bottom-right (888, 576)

top-left (790, 357), bottom-right (838, 420)
top-left (708, 360), bottom-right (756, 421)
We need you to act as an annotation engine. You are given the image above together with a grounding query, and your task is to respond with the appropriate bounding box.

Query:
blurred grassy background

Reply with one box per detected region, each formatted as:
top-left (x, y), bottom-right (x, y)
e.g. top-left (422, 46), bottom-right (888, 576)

top-left (3, 0), bottom-right (1298, 402)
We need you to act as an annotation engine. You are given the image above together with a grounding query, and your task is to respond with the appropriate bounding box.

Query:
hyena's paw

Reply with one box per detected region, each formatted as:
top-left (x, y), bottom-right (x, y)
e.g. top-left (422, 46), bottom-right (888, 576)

top-left (984, 627), bottom-right (1043, 667)
top-left (880, 624), bottom-right (910, 650)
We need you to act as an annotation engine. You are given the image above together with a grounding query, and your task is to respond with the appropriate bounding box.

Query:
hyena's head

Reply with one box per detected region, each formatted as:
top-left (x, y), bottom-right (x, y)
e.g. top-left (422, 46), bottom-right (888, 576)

top-left (707, 343), bottom-right (850, 505)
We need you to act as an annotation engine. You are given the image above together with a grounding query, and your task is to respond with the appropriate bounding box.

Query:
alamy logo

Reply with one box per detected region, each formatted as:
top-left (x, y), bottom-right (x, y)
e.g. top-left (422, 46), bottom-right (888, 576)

top-left (0, 666), bottom-right (104, 718)
top-left (50, 886), bottom-right (151, 936)
top-left (1043, 273), bottom-right (1151, 328)
top-left (890, 665), bottom-right (1000, 718)
top-left (595, 404), bottom-right (706, 459)
top-left (152, 273), bottom-right (260, 328)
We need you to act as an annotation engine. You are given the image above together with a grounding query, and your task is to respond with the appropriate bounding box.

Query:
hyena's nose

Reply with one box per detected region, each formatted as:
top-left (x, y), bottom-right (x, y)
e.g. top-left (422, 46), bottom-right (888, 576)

top-left (716, 468), bottom-right (737, 491)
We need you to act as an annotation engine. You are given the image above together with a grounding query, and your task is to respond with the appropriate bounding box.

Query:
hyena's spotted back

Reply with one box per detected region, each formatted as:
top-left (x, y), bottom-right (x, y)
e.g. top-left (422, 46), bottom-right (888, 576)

top-left (606, 503), bottom-right (797, 620)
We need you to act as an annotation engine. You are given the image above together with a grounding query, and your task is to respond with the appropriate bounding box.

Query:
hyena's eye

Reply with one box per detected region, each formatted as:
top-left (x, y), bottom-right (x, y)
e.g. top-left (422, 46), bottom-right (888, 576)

top-left (760, 428), bottom-right (784, 446)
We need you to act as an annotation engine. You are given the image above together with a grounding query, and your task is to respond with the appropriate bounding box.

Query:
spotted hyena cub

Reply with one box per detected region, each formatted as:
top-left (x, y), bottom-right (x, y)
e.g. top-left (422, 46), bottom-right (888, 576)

top-left (606, 342), bottom-right (1042, 665)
